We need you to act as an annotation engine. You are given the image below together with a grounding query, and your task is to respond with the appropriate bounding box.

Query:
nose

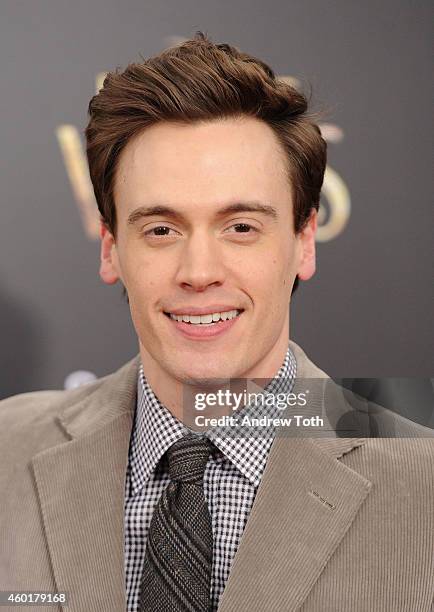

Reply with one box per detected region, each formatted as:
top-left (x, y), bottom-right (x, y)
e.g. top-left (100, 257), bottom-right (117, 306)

top-left (174, 229), bottom-right (226, 291)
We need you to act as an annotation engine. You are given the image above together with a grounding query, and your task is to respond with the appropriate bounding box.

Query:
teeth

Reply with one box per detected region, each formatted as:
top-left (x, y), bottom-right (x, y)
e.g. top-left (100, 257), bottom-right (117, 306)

top-left (169, 309), bottom-right (241, 324)
top-left (200, 314), bottom-right (214, 324)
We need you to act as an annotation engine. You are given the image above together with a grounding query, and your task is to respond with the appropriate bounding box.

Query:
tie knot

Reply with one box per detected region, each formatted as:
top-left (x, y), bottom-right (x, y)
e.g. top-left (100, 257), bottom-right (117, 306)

top-left (167, 434), bottom-right (213, 483)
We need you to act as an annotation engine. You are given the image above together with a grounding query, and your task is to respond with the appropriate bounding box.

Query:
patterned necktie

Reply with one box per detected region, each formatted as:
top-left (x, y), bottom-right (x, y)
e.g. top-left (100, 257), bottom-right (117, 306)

top-left (139, 434), bottom-right (214, 612)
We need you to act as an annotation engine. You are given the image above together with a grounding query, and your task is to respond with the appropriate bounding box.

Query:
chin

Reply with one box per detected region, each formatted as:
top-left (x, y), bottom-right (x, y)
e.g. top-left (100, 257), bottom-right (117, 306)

top-left (176, 362), bottom-right (235, 387)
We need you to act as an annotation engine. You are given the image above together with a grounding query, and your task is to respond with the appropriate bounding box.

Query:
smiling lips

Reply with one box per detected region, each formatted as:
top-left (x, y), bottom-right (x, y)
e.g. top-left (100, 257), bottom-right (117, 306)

top-left (166, 309), bottom-right (242, 325)
top-left (164, 307), bottom-right (244, 338)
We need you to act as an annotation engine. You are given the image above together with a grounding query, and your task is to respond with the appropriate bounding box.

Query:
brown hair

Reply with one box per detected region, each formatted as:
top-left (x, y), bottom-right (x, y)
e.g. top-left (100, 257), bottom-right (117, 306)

top-left (85, 31), bottom-right (327, 292)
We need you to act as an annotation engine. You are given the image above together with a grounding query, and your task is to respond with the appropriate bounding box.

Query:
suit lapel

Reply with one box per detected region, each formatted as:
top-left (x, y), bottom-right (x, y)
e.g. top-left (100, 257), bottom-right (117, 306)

top-left (218, 343), bottom-right (373, 611)
top-left (32, 357), bottom-right (140, 612)
top-left (217, 435), bottom-right (372, 612)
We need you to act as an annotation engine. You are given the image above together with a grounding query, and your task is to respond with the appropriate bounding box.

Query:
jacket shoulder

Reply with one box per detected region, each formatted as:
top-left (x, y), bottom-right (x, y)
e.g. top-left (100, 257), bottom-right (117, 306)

top-left (0, 354), bottom-right (140, 456)
top-left (0, 380), bottom-right (104, 431)
top-left (0, 381), bottom-right (109, 467)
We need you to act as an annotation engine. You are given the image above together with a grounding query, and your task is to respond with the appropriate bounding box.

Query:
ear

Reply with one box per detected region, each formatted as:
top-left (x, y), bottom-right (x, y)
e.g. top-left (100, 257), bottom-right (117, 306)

top-left (99, 221), bottom-right (121, 285)
top-left (296, 209), bottom-right (317, 281)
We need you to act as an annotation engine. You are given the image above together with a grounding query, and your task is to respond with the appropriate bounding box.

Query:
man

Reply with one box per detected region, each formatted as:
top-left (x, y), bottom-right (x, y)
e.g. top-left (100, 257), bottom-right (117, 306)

top-left (1, 32), bottom-right (433, 612)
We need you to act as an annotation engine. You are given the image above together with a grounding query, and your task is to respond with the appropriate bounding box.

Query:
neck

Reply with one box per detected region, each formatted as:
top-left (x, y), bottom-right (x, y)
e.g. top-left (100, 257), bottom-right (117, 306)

top-left (139, 323), bottom-right (291, 425)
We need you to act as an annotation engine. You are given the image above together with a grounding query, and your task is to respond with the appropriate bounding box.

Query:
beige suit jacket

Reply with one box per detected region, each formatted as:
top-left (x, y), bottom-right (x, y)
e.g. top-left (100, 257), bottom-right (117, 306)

top-left (1, 341), bottom-right (433, 611)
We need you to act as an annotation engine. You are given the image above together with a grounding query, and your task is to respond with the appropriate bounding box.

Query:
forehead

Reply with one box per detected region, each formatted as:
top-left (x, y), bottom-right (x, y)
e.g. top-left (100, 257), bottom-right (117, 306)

top-left (113, 116), bottom-right (291, 215)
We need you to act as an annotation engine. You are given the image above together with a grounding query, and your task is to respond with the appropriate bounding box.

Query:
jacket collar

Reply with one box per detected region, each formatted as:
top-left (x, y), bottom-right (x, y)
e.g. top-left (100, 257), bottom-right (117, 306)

top-left (57, 342), bottom-right (366, 459)
top-left (57, 354), bottom-right (140, 439)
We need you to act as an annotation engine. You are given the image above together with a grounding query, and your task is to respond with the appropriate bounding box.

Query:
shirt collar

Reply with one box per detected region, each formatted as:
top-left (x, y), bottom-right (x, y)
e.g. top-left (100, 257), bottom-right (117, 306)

top-left (206, 347), bottom-right (296, 486)
top-left (128, 345), bottom-right (296, 494)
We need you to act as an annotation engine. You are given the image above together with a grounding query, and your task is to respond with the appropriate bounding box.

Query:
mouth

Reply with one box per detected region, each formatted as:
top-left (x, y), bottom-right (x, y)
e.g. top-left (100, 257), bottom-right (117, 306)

top-left (163, 308), bottom-right (244, 324)
top-left (163, 308), bottom-right (244, 339)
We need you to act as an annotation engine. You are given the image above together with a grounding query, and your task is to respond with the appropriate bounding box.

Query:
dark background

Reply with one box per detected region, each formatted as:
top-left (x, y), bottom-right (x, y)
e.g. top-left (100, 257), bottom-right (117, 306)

top-left (1, 0), bottom-right (433, 399)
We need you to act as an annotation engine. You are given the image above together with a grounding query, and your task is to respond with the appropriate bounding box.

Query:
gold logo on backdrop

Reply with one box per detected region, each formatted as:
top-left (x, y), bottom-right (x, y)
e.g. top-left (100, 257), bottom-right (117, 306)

top-left (56, 73), bottom-right (106, 240)
top-left (56, 73), bottom-right (350, 242)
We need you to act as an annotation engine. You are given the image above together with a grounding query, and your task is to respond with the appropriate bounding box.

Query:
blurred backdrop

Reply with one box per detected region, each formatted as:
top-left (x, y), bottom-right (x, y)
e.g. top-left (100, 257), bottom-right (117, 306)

top-left (0, 0), bottom-right (433, 399)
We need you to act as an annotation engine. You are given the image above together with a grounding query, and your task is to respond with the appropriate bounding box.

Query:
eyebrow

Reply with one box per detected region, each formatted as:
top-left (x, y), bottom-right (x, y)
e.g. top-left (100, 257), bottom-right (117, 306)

top-left (127, 202), bottom-right (279, 226)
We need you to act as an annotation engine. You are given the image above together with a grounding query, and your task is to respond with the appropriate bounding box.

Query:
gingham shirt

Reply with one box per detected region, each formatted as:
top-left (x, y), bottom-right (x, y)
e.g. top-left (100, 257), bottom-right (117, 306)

top-left (124, 345), bottom-right (296, 611)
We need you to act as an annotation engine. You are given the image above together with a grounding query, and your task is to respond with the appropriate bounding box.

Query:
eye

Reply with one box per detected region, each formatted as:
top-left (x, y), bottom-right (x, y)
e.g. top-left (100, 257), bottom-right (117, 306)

top-left (143, 225), bottom-right (178, 237)
top-left (226, 223), bottom-right (259, 234)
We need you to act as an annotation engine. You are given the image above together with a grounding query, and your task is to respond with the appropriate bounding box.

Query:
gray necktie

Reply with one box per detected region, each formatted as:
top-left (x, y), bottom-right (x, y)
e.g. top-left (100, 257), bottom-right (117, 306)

top-left (139, 434), bottom-right (214, 612)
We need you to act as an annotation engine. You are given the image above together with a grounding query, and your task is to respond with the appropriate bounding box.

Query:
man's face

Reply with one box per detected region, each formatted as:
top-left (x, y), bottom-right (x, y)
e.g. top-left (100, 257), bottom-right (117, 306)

top-left (100, 117), bottom-right (316, 384)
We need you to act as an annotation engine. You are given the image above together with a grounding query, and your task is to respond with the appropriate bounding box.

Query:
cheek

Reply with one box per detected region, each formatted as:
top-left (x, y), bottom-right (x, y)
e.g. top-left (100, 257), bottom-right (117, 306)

top-left (120, 248), bottom-right (154, 288)
top-left (264, 251), bottom-right (297, 307)
top-left (248, 260), bottom-right (292, 311)
top-left (267, 251), bottom-right (295, 285)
